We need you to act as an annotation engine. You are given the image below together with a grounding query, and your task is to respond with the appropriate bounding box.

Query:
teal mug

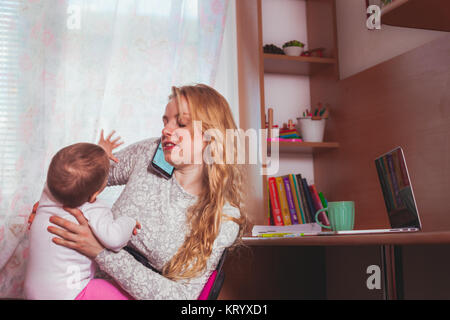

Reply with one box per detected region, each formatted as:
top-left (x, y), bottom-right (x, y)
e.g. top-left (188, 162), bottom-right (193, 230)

top-left (315, 201), bottom-right (355, 231)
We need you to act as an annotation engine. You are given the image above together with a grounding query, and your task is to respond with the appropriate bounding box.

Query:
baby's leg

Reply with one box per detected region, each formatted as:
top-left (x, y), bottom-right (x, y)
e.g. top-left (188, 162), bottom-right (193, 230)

top-left (75, 279), bottom-right (133, 300)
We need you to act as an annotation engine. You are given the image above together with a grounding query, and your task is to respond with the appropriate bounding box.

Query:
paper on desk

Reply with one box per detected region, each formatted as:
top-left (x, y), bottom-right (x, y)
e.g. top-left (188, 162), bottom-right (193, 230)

top-left (251, 223), bottom-right (322, 236)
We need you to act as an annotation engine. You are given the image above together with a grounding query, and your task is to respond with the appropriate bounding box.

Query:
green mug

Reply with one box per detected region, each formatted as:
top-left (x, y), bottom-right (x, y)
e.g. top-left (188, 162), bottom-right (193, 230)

top-left (315, 201), bottom-right (355, 231)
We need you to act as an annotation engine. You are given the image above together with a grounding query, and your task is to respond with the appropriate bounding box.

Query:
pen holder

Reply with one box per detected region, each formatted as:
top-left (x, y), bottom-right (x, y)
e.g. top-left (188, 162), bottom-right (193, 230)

top-left (297, 118), bottom-right (326, 142)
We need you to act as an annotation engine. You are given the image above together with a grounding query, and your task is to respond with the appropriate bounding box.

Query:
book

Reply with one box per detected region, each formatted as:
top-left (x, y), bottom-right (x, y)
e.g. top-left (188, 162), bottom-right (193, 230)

top-left (275, 177), bottom-right (292, 225)
top-left (295, 174), bottom-right (311, 223)
top-left (301, 178), bottom-right (316, 223)
top-left (279, 129), bottom-right (300, 139)
top-left (267, 185), bottom-right (274, 225)
top-left (289, 174), bottom-right (306, 224)
top-left (251, 223), bottom-right (322, 237)
top-left (282, 176), bottom-right (300, 224)
top-left (310, 185), bottom-right (330, 226)
top-left (267, 177), bottom-right (284, 226)
top-left (318, 191), bottom-right (328, 208)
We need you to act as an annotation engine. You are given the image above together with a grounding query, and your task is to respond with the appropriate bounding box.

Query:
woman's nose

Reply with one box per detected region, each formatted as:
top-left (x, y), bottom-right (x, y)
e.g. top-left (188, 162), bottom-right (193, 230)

top-left (162, 124), bottom-right (176, 137)
top-left (162, 126), bottom-right (171, 137)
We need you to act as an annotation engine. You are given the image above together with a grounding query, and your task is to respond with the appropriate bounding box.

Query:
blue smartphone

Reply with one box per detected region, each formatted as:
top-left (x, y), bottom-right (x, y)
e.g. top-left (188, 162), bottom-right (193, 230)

top-left (149, 141), bottom-right (174, 179)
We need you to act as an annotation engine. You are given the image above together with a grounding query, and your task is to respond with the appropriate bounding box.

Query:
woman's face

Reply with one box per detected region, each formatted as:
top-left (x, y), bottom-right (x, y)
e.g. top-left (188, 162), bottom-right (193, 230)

top-left (161, 97), bottom-right (204, 168)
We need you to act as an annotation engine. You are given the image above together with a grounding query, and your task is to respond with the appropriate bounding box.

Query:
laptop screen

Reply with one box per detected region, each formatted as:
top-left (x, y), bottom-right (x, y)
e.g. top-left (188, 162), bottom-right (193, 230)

top-left (375, 147), bottom-right (421, 229)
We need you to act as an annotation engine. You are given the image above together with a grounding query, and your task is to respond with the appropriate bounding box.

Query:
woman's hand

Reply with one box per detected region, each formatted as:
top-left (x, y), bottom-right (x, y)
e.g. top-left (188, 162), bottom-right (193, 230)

top-left (47, 207), bottom-right (105, 259)
top-left (98, 129), bottom-right (124, 163)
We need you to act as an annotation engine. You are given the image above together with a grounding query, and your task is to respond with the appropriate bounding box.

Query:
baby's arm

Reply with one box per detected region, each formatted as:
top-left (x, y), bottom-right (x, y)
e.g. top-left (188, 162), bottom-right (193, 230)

top-left (85, 207), bottom-right (137, 253)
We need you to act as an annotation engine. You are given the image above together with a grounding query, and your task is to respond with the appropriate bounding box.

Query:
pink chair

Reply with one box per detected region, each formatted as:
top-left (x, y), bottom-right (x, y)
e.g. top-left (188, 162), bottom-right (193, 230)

top-left (197, 270), bottom-right (218, 300)
top-left (197, 249), bottom-right (228, 300)
top-left (124, 246), bottom-right (227, 300)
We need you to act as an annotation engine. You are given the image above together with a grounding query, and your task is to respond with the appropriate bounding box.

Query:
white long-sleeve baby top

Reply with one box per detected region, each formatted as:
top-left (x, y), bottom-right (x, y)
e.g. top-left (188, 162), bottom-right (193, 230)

top-left (24, 183), bottom-right (136, 300)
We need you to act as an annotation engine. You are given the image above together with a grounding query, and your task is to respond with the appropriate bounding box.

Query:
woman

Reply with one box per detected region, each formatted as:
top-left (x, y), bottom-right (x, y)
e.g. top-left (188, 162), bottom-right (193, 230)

top-left (47, 84), bottom-right (247, 299)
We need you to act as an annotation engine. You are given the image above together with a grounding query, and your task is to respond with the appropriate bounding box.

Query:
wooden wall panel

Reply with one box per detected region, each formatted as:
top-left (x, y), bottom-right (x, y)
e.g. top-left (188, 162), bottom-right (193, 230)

top-left (235, 0), bottom-right (265, 226)
top-left (312, 35), bottom-right (450, 231)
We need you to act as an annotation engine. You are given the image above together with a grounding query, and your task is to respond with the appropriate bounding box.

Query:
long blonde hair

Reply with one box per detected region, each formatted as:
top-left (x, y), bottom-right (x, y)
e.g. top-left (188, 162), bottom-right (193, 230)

top-left (162, 84), bottom-right (247, 281)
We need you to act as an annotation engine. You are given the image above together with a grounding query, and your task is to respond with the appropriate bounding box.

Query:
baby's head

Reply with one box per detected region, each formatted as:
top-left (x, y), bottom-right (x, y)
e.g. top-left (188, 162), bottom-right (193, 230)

top-left (47, 143), bottom-right (110, 208)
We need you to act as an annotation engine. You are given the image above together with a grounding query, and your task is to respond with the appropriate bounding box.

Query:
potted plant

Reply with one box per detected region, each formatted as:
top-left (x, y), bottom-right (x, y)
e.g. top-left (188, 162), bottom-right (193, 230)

top-left (282, 40), bottom-right (305, 56)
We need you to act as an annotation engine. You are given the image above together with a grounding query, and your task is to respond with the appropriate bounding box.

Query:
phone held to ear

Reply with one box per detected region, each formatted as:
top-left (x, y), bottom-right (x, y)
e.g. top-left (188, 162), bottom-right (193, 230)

top-left (149, 141), bottom-right (174, 179)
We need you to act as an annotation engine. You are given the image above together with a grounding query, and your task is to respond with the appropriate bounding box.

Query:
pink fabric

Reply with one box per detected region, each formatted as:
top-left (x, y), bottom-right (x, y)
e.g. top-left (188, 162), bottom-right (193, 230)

top-left (197, 270), bottom-right (217, 300)
top-left (75, 279), bottom-right (133, 300)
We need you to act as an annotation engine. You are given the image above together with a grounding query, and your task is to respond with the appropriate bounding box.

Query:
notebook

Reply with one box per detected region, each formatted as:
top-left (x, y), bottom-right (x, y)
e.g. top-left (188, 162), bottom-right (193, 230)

top-left (331, 146), bottom-right (422, 235)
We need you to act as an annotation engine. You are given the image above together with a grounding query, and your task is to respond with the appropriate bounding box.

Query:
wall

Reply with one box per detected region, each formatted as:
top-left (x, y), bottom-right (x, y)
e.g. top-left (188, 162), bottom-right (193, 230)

top-left (315, 32), bottom-right (450, 299)
top-left (336, 0), bottom-right (447, 79)
top-left (262, 0), bottom-right (315, 183)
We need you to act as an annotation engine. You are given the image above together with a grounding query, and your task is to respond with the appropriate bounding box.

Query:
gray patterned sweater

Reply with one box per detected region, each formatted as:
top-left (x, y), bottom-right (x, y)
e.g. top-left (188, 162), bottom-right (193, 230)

top-left (94, 137), bottom-right (240, 300)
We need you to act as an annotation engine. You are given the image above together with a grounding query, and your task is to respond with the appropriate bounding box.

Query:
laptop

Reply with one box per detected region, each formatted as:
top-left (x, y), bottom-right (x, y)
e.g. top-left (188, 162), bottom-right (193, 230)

top-left (330, 146), bottom-right (422, 235)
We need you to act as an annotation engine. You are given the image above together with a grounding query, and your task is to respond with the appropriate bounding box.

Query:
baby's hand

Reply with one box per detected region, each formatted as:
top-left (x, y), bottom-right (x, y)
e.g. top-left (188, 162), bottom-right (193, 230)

top-left (98, 129), bottom-right (124, 163)
top-left (133, 221), bottom-right (141, 236)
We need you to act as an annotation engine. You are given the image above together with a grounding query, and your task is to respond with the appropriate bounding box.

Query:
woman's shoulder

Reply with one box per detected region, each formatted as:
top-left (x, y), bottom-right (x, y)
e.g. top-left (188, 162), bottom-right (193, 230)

top-left (222, 202), bottom-right (241, 219)
top-left (129, 137), bottom-right (159, 151)
top-left (117, 137), bottom-right (159, 158)
top-left (215, 203), bottom-right (241, 246)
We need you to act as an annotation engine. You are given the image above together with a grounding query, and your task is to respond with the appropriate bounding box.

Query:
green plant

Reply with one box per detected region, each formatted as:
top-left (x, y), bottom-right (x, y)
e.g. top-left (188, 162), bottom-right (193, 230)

top-left (282, 40), bottom-right (305, 48)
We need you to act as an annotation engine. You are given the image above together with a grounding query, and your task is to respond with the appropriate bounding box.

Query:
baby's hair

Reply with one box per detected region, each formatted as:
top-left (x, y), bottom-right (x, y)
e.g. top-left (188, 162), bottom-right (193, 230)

top-left (47, 143), bottom-right (110, 208)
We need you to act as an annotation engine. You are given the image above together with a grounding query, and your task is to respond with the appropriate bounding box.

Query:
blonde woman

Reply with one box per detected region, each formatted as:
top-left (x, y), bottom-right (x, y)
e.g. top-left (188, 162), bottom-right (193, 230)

top-left (46, 84), bottom-right (247, 299)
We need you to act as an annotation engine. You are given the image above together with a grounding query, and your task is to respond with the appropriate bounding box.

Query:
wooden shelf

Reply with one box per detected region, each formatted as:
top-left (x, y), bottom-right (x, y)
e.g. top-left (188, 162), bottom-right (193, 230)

top-left (263, 53), bottom-right (336, 76)
top-left (381, 0), bottom-right (450, 32)
top-left (270, 140), bottom-right (340, 154)
top-left (243, 231), bottom-right (450, 247)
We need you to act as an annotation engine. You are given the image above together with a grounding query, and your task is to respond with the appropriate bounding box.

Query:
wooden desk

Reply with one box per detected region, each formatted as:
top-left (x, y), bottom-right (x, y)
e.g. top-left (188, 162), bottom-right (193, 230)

top-left (242, 231), bottom-right (450, 299)
top-left (243, 231), bottom-right (450, 247)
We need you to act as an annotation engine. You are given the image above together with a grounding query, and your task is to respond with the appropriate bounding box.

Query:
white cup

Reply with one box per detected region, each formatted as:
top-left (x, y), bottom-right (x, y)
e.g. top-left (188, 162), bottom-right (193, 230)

top-left (297, 118), bottom-right (326, 142)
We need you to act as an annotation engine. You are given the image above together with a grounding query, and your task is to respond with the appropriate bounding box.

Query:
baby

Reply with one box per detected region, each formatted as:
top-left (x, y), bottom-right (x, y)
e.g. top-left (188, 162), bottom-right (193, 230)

top-left (24, 142), bottom-right (139, 300)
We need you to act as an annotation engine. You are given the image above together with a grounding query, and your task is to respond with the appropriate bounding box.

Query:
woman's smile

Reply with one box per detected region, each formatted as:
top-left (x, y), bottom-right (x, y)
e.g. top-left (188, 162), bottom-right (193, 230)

top-left (162, 140), bottom-right (179, 152)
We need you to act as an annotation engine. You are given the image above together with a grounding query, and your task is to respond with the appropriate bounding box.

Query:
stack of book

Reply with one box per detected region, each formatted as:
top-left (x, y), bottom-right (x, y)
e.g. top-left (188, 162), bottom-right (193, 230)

top-left (267, 174), bottom-right (330, 226)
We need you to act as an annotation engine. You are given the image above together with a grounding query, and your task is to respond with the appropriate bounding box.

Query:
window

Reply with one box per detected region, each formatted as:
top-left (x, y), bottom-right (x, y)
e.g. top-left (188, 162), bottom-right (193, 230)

top-left (0, 0), bottom-right (21, 199)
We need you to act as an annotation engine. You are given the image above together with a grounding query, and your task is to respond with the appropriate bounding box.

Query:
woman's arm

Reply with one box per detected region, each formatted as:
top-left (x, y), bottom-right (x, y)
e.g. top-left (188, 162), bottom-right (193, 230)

top-left (106, 138), bottom-right (156, 186)
top-left (47, 207), bottom-right (201, 299)
top-left (94, 249), bottom-right (205, 300)
top-left (95, 214), bottom-right (240, 300)
top-left (49, 207), bottom-right (240, 300)
top-left (48, 208), bottom-right (207, 299)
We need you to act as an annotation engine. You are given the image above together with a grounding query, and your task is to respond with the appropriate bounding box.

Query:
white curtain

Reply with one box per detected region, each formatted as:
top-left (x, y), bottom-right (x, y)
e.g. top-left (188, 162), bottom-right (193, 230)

top-left (0, 0), bottom-right (232, 298)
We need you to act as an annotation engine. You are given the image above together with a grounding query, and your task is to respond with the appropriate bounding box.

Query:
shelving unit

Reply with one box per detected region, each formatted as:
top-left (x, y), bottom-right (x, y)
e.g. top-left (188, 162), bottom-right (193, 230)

top-left (263, 53), bottom-right (336, 76)
top-left (257, 0), bottom-right (340, 225)
top-left (274, 140), bottom-right (339, 153)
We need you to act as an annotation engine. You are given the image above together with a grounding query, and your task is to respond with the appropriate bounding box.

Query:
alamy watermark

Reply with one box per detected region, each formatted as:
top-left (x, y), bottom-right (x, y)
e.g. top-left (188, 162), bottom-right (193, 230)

top-left (366, 265), bottom-right (382, 290)
top-left (67, 5), bottom-right (81, 30)
top-left (66, 265), bottom-right (81, 290)
top-left (366, 5), bottom-right (381, 30)
top-left (164, 120), bottom-right (279, 176)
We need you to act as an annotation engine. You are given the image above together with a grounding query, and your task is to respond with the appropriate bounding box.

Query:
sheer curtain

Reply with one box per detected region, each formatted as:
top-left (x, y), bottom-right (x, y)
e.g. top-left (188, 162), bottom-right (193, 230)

top-left (0, 0), bottom-right (233, 298)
